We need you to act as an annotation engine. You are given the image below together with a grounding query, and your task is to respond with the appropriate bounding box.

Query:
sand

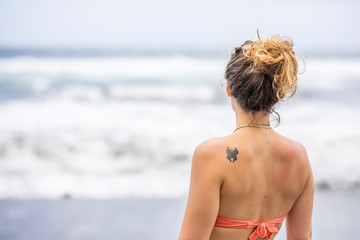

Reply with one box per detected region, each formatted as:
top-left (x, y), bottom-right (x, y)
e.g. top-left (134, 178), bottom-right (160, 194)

top-left (0, 189), bottom-right (359, 240)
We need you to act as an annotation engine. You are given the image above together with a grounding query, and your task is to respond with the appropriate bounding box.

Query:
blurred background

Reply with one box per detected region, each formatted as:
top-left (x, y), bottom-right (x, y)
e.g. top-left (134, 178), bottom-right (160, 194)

top-left (0, 0), bottom-right (359, 239)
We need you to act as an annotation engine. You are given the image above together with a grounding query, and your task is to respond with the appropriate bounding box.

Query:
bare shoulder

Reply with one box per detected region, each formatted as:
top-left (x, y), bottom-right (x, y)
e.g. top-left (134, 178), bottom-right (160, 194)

top-left (280, 135), bottom-right (312, 176)
top-left (273, 132), bottom-right (312, 173)
top-left (290, 139), bottom-right (310, 162)
top-left (194, 137), bottom-right (225, 158)
top-left (292, 140), bottom-right (312, 173)
top-left (190, 137), bottom-right (227, 184)
top-left (192, 137), bottom-right (228, 166)
top-left (291, 140), bottom-right (308, 157)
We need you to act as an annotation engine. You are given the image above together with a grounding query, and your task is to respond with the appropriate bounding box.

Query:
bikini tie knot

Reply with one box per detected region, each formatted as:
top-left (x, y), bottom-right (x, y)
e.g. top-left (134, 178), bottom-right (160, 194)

top-left (249, 222), bottom-right (279, 240)
top-left (257, 223), bottom-right (267, 238)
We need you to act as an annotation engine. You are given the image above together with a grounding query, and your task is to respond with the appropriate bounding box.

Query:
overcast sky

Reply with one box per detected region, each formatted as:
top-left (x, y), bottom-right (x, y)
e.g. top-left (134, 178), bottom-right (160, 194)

top-left (0, 0), bottom-right (359, 54)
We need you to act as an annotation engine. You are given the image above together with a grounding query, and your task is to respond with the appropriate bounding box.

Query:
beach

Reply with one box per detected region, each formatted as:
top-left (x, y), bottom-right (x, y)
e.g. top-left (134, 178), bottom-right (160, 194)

top-left (0, 188), bottom-right (359, 240)
top-left (1, 1), bottom-right (360, 239)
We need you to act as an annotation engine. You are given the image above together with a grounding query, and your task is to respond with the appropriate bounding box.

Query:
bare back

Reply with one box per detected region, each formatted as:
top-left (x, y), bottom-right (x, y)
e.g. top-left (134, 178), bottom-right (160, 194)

top-left (178, 33), bottom-right (313, 240)
top-left (209, 129), bottom-right (312, 240)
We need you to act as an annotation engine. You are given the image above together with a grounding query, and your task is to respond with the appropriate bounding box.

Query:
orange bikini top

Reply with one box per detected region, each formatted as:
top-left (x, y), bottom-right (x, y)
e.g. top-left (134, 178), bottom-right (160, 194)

top-left (215, 215), bottom-right (286, 240)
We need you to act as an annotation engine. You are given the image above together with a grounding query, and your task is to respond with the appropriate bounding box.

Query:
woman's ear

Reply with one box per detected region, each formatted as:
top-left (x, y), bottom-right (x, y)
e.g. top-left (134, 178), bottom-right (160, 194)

top-left (226, 81), bottom-right (231, 97)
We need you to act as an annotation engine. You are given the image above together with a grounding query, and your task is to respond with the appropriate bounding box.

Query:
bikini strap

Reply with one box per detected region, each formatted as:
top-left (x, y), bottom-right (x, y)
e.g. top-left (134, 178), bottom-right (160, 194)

top-left (215, 215), bottom-right (286, 240)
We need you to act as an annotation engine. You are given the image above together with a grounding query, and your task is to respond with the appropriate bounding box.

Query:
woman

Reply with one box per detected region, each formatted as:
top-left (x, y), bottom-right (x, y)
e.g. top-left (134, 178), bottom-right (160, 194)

top-left (178, 32), bottom-right (314, 240)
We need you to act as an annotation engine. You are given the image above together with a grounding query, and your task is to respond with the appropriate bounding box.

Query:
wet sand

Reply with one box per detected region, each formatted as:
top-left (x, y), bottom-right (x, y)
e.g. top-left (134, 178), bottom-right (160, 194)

top-left (0, 189), bottom-right (359, 240)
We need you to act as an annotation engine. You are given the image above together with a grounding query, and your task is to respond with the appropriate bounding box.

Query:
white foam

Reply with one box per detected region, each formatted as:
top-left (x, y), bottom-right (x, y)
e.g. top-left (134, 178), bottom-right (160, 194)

top-left (0, 56), bottom-right (359, 198)
top-left (109, 85), bottom-right (218, 102)
top-left (300, 58), bottom-right (360, 90)
top-left (0, 56), bottom-right (226, 79)
top-left (0, 97), bottom-right (359, 198)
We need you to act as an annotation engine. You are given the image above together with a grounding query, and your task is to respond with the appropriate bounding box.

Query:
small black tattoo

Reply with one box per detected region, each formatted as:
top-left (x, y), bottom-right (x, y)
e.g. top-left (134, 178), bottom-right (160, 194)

top-left (226, 147), bottom-right (238, 163)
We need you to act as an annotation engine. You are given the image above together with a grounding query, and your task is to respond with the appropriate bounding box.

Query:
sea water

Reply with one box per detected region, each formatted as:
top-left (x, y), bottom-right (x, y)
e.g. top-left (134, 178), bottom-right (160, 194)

top-left (0, 50), bottom-right (359, 199)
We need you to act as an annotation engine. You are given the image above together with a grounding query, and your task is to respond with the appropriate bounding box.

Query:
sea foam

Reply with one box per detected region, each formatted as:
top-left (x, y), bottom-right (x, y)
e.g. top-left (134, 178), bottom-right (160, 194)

top-left (0, 56), bottom-right (359, 198)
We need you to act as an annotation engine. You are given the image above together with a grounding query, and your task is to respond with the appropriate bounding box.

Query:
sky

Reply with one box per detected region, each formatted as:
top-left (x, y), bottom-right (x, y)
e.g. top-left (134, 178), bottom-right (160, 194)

top-left (0, 0), bottom-right (359, 55)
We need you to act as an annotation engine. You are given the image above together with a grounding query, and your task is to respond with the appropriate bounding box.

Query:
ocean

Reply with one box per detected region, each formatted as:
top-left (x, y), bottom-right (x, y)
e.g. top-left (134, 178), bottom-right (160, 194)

top-left (0, 49), bottom-right (359, 199)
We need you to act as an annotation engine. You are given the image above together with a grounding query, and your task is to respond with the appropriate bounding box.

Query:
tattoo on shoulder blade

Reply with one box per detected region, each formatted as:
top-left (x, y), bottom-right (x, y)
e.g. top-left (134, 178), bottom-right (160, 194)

top-left (226, 147), bottom-right (238, 163)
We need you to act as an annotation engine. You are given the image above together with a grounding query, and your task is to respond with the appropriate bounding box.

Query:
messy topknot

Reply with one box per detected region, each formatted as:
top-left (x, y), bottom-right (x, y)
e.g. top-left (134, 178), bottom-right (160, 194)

top-left (225, 30), bottom-right (301, 122)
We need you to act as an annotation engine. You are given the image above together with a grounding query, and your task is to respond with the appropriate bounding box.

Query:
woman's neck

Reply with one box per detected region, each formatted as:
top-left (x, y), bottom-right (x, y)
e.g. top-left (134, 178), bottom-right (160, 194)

top-left (232, 99), bottom-right (270, 127)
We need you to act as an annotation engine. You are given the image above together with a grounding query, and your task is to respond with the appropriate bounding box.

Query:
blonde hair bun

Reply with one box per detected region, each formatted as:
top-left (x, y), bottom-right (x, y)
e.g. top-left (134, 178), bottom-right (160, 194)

top-left (241, 31), bottom-right (299, 100)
